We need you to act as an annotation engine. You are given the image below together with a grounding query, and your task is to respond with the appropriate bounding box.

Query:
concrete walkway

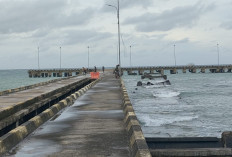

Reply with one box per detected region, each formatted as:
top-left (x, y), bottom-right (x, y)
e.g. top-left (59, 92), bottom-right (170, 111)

top-left (0, 76), bottom-right (87, 110)
top-left (6, 72), bottom-right (130, 157)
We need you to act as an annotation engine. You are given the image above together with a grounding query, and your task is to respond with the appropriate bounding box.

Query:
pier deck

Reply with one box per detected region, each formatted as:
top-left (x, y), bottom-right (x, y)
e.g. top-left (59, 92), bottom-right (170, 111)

top-left (0, 76), bottom-right (87, 110)
top-left (6, 72), bottom-right (130, 156)
top-left (0, 75), bottom-right (92, 138)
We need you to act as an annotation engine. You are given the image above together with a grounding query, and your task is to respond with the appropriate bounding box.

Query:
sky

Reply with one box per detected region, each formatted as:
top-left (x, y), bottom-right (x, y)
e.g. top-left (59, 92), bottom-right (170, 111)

top-left (0, 0), bottom-right (232, 69)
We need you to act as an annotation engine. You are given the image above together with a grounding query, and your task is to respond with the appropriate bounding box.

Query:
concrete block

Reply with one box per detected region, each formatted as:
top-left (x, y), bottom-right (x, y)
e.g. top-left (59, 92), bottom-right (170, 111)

top-left (222, 131), bottom-right (232, 148)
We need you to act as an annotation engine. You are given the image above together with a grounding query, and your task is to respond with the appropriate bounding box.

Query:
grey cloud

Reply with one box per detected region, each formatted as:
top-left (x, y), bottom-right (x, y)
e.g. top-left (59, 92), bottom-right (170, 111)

top-left (102, 0), bottom-right (153, 12)
top-left (62, 30), bottom-right (113, 45)
top-left (124, 2), bottom-right (215, 32)
top-left (0, 0), bottom-right (95, 34)
top-left (119, 0), bottom-right (154, 9)
top-left (176, 38), bottom-right (189, 44)
top-left (220, 21), bottom-right (232, 30)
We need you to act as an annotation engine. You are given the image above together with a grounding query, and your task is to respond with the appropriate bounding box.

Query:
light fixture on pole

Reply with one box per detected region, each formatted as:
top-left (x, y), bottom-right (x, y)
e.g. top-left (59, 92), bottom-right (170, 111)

top-left (107, 0), bottom-right (121, 72)
top-left (174, 44), bottom-right (177, 66)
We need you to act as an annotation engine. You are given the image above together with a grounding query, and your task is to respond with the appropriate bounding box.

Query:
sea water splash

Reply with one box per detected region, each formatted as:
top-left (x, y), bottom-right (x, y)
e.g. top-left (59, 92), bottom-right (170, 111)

top-left (122, 73), bottom-right (232, 138)
top-left (138, 114), bottom-right (198, 127)
top-left (152, 89), bottom-right (180, 98)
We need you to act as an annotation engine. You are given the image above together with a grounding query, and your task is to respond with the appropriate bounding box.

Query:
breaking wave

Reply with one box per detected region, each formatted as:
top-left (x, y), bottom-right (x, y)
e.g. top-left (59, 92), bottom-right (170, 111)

top-left (152, 90), bottom-right (180, 98)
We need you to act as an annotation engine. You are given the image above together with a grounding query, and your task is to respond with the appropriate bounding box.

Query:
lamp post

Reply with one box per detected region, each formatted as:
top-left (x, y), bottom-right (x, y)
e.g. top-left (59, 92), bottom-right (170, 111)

top-left (87, 46), bottom-right (90, 69)
top-left (37, 46), bottom-right (40, 69)
top-left (60, 46), bottom-right (61, 69)
top-left (174, 44), bottom-right (177, 66)
top-left (107, 0), bottom-right (121, 71)
top-left (217, 43), bottom-right (219, 66)
top-left (130, 45), bottom-right (132, 67)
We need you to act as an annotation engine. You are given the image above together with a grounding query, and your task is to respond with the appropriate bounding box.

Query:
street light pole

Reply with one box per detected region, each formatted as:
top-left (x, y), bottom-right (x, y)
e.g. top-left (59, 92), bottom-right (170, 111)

top-left (87, 46), bottom-right (89, 69)
top-left (174, 44), bottom-right (176, 66)
top-left (130, 45), bottom-right (132, 67)
top-left (107, 0), bottom-right (121, 73)
top-left (60, 46), bottom-right (61, 69)
top-left (117, 0), bottom-right (121, 68)
top-left (38, 46), bottom-right (40, 69)
top-left (217, 43), bottom-right (219, 66)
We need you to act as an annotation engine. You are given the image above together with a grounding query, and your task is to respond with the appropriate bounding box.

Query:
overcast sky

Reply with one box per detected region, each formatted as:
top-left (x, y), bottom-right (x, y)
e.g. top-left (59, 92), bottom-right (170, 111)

top-left (0, 0), bottom-right (232, 69)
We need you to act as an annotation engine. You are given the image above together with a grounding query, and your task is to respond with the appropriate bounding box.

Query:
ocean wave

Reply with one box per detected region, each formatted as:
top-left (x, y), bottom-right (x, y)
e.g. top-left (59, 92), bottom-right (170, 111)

top-left (152, 90), bottom-right (180, 98)
top-left (139, 115), bottom-right (198, 127)
top-left (145, 84), bottom-right (170, 89)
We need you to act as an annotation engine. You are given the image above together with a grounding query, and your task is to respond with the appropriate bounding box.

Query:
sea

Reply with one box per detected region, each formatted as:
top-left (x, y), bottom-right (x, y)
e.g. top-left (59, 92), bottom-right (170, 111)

top-left (122, 70), bottom-right (232, 138)
top-left (1, 69), bottom-right (232, 138)
top-left (0, 69), bottom-right (56, 92)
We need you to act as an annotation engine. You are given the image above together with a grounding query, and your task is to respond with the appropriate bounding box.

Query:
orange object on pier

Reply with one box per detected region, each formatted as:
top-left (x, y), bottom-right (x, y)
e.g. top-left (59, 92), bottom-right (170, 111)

top-left (90, 72), bottom-right (100, 79)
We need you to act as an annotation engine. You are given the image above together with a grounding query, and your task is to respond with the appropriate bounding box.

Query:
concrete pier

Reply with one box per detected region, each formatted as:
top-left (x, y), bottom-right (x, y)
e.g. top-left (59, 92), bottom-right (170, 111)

top-left (2, 69), bottom-right (232, 156)
top-left (121, 64), bottom-right (232, 75)
top-left (2, 72), bottom-right (132, 156)
top-left (0, 76), bottom-right (91, 137)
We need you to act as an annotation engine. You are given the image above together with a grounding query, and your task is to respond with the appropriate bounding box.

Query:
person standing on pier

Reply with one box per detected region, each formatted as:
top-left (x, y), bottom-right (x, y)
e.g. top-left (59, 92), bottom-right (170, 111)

top-left (102, 66), bottom-right (105, 73)
top-left (114, 64), bottom-right (120, 78)
top-left (94, 66), bottom-right (97, 72)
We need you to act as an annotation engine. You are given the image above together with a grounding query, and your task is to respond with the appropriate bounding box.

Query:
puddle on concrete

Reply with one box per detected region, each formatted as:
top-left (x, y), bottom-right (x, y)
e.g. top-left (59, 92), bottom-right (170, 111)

top-left (75, 110), bottom-right (124, 119)
top-left (34, 123), bottom-right (70, 136)
top-left (87, 89), bottom-right (109, 93)
top-left (5, 139), bottom-right (61, 157)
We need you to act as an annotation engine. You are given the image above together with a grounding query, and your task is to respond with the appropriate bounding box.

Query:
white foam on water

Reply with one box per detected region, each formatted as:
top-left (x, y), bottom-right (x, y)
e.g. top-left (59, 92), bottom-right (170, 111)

top-left (152, 90), bottom-right (180, 98)
top-left (139, 114), bottom-right (198, 127)
top-left (145, 84), bottom-right (170, 88)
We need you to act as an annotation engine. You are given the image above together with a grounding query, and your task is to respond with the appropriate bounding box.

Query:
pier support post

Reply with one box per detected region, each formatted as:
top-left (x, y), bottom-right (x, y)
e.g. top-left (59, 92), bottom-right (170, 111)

top-left (58, 72), bottom-right (62, 77)
top-left (33, 73), bottom-right (38, 78)
top-left (189, 68), bottom-right (196, 73)
top-left (138, 70), bottom-right (144, 75)
top-left (222, 132), bottom-right (232, 148)
top-left (68, 71), bottom-right (72, 76)
top-left (170, 69), bottom-right (177, 74)
top-left (41, 73), bottom-right (45, 77)
top-left (182, 68), bottom-right (186, 73)
top-left (210, 69), bottom-right (216, 73)
top-left (201, 68), bottom-right (205, 73)
top-left (219, 68), bottom-right (225, 73)
top-left (48, 72), bottom-right (52, 77)
top-left (160, 69), bottom-right (164, 75)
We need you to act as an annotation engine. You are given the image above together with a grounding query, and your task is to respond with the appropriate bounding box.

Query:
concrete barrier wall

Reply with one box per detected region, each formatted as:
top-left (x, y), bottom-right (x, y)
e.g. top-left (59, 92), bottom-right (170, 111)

top-left (0, 78), bottom-right (90, 127)
top-left (0, 78), bottom-right (100, 156)
top-left (120, 79), bottom-right (152, 157)
top-left (0, 76), bottom-right (77, 96)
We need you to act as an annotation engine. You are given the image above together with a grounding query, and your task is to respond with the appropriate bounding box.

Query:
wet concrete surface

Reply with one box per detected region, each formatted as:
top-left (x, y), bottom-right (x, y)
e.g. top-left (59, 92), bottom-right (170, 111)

top-left (0, 76), bottom-right (87, 110)
top-left (5, 72), bottom-right (130, 157)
